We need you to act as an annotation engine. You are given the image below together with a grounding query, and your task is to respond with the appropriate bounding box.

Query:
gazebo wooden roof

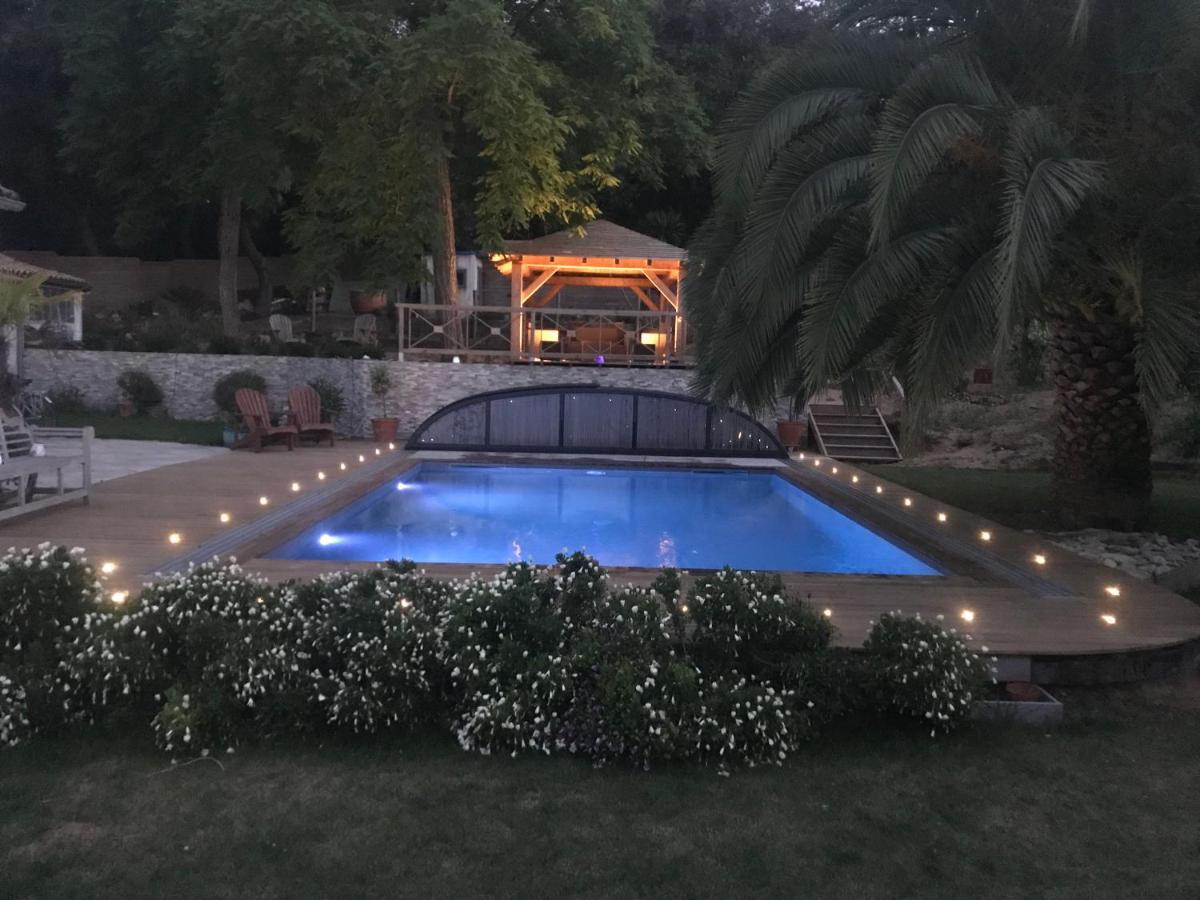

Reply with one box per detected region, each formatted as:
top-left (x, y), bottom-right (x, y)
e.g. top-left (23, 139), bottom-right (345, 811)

top-left (496, 220), bottom-right (686, 356)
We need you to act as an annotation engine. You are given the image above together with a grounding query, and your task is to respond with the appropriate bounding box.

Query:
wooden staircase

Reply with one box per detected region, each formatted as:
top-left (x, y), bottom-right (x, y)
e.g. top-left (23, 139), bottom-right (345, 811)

top-left (807, 403), bottom-right (902, 463)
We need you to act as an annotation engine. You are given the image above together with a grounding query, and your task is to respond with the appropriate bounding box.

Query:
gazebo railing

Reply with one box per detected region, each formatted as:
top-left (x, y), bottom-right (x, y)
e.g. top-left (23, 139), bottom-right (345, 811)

top-left (398, 303), bottom-right (689, 366)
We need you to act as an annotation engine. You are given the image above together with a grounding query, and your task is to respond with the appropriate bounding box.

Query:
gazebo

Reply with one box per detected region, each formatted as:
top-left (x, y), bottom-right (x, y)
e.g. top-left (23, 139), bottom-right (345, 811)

top-left (495, 220), bottom-right (686, 362)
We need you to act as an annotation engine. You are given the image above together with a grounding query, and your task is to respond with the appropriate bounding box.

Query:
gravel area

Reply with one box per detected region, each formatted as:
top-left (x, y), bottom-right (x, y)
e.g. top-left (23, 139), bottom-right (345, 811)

top-left (1044, 529), bottom-right (1200, 580)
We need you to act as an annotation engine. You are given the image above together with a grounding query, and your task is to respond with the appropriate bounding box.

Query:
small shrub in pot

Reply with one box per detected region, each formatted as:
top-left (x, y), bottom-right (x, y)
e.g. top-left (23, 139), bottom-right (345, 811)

top-left (116, 369), bottom-right (163, 415)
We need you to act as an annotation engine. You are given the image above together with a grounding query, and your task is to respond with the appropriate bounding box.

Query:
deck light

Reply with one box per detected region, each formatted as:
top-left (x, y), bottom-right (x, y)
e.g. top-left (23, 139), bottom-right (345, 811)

top-left (317, 471), bottom-right (326, 481)
top-left (679, 604), bottom-right (689, 614)
top-left (219, 512), bottom-right (231, 524)
top-left (259, 496), bottom-right (269, 506)
top-left (903, 497), bottom-right (912, 507)
top-left (851, 475), bottom-right (859, 483)
top-left (111, 590), bottom-right (128, 604)
top-left (100, 561), bottom-right (118, 575)
top-left (374, 448), bottom-right (381, 456)
top-left (1033, 553), bottom-right (1046, 565)
top-left (814, 459), bottom-right (821, 467)
top-left (979, 530), bottom-right (992, 542)
top-left (167, 532), bottom-right (182, 545)
top-left (1105, 585), bottom-right (1121, 597)
top-left (937, 512), bottom-right (948, 523)
top-left (875, 485), bottom-right (883, 494)
top-left (339, 462), bottom-right (347, 471)
top-left (358, 454), bottom-right (365, 463)
top-left (452, 355), bottom-right (461, 364)
top-left (960, 609), bottom-right (975, 623)
top-left (798, 453), bottom-right (805, 460)
top-left (291, 482), bottom-right (301, 492)
top-left (1101, 613), bottom-right (1117, 625)
top-left (399, 597), bottom-right (412, 609)
top-left (388, 442), bottom-right (396, 451)
top-left (831, 467), bottom-right (838, 474)
top-left (822, 608), bottom-right (833, 619)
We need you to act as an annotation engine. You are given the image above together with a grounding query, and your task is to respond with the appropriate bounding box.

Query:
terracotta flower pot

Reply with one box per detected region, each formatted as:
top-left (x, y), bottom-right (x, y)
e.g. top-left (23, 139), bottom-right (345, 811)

top-left (371, 417), bottom-right (399, 444)
top-left (350, 290), bottom-right (388, 315)
top-left (117, 399), bottom-right (136, 417)
top-left (777, 419), bottom-right (806, 447)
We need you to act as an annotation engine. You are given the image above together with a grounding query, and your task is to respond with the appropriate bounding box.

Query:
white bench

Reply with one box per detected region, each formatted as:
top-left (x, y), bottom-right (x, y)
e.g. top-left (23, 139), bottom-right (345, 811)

top-left (0, 423), bottom-right (93, 523)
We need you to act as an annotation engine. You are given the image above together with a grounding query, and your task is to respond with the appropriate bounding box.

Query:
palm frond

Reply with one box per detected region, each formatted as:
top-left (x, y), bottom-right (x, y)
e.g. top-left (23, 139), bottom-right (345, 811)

top-left (714, 39), bottom-right (912, 216)
top-left (993, 108), bottom-right (1103, 349)
top-left (868, 51), bottom-right (998, 248)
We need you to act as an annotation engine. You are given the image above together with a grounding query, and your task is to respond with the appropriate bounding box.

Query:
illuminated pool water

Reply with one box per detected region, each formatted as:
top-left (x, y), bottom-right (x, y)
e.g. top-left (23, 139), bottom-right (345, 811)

top-left (267, 463), bottom-right (939, 575)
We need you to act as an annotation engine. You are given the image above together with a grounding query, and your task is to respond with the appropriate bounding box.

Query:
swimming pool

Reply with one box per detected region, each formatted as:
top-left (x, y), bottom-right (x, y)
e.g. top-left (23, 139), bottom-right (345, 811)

top-left (267, 463), bottom-right (939, 575)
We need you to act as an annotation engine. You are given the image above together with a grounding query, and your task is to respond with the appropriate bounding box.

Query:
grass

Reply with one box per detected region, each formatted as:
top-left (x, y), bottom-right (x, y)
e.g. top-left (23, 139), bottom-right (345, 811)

top-left (48, 410), bottom-right (224, 446)
top-left (867, 466), bottom-right (1200, 540)
top-left (4, 684), bottom-right (1200, 898)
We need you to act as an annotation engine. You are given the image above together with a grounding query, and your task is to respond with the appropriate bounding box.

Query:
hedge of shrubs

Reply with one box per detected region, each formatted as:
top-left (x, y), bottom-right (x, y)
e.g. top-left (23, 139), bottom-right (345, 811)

top-left (0, 545), bottom-right (995, 771)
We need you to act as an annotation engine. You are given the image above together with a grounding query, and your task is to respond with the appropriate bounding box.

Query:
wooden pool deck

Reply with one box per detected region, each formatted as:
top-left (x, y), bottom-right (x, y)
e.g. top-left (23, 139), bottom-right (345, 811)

top-left (2, 443), bottom-right (1199, 683)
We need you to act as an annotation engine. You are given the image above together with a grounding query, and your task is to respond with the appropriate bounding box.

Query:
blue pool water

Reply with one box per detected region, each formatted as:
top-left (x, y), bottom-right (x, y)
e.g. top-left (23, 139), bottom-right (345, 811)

top-left (267, 468), bottom-right (940, 573)
top-left (268, 464), bottom-right (939, 575)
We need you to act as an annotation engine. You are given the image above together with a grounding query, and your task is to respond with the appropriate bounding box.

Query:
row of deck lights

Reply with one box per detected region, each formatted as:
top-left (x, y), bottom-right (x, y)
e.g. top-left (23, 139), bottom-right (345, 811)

top-left (103, 442), bottom-right (402, 604)
top-left (799, 451), bottom-right (1126, 628)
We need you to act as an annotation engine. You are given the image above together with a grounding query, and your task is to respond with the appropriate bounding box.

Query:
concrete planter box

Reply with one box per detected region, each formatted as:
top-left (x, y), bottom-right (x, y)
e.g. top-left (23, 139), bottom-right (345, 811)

top-left (973, 683), bottom-right (1063, 726)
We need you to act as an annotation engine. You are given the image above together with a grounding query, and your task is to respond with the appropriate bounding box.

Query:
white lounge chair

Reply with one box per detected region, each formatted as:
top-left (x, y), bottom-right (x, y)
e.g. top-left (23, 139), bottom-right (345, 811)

top-left (0, 412), bottom-right (92, 522)
top-left (269, 314), bottom-right (303, 343)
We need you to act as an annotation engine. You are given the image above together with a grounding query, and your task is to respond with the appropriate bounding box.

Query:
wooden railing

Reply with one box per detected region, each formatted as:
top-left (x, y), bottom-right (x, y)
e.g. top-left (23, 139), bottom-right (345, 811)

top-left (398, 303), bottom-right (689, 366)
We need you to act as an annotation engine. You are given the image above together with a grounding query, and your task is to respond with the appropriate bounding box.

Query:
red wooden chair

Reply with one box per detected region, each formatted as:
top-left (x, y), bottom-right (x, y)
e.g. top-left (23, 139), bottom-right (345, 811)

top-left (234, 388), bottom-right (297, 452)
top-left (287, 385), bottom-right (336, 447)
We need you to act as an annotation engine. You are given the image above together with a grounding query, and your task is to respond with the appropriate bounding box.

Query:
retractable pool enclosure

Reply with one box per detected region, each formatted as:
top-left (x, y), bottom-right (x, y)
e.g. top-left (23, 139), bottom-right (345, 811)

top-left (406, 385), bottom-right (786, 458)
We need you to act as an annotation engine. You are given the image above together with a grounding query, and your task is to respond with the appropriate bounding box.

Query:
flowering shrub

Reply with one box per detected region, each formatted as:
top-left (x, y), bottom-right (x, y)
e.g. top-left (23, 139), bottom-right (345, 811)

top-left (0, 544), bottom-right (104, 737)
top-left (289, 564), bottom-right (449, 734)
top-left (0, 546), bottom-right (999, 769)
top-left (863, 611), bottom-right (993, 734)
top-left (0, 673), bottom-right (29, 747)
top-left (443, 560), bottom-right (581, 756)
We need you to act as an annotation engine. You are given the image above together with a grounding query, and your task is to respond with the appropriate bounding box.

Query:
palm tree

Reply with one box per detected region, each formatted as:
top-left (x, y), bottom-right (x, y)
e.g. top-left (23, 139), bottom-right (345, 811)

top-left (686, 0), bottom-right (1200, 528)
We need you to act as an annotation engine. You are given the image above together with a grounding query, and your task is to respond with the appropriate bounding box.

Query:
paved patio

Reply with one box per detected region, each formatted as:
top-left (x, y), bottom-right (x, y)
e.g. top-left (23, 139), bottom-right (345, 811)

top-left (40, 438), bottom-right (229, 485)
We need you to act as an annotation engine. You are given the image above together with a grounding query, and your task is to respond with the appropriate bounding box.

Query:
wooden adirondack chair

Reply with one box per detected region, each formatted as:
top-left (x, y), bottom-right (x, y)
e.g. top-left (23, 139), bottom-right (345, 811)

top-left (269, 314), bottom-right (303, 343)
top-left (287, 385), bottom-right (336, 446)
top-left (234, 388), bottom-right (297, 452)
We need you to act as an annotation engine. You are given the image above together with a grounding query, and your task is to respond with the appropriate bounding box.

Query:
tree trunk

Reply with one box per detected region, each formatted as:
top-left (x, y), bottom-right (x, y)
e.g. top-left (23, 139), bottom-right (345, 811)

top-left (77, 209), bottom-right (101, 256)
top-left (240, 221), bottom-right (273, 317)
top-left (1050, 310), bottom-right (1151, 529)
top-left (217, 186), bottom-right (242, 337)
top-left (431, 150), bottom-right (458, 308)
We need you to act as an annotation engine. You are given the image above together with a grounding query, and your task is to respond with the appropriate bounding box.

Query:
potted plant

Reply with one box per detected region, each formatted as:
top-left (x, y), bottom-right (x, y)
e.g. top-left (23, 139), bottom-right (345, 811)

top-left (116, 369), bottom-right (163, 417)
top-left (369, 363), bottom-right (398, 443)
top-left (212, 369), bottom-right (266, 447)
top-left (777, 413), bottom-right (807, 449)
top-left (349, 288), bottom-right (388, 315)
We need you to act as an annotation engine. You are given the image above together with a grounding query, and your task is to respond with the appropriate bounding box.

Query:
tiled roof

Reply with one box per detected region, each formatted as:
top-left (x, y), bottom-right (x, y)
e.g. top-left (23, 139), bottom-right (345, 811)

top-left (0, 183), bottom-right (25, 212)
top-left (0, 253), bottom-right (90, 292)
top-left (504, 219), bottom-right (685, 261)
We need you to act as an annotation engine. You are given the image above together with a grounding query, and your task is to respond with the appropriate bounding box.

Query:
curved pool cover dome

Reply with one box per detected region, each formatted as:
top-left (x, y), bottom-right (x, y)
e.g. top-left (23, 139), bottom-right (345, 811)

top-left (406, 385), bottom-right (785, 458)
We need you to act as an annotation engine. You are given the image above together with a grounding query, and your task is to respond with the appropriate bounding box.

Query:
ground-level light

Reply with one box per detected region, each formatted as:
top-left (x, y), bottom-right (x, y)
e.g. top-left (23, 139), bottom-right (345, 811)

top-left (259, 496), bottom-right (270, 506)
top-left (1105, 585), bottom-right (1121, 597)
top-left (1033, 553), bottom-right (1046, 565)
top-left (100, 561), bottom-right (118, 575)
top-left (1101, 613), bottom-right (1117, 625)
top-left (960, 609), bottom-right (975, 623)
top-left (167, 532), bottom-right (182, 545)
top-left (219, 512), bottom-right (231, 524)
top-left (979, 530), bottom-right (992, 542)
top-left (111, 590), bottom-right (128, 604)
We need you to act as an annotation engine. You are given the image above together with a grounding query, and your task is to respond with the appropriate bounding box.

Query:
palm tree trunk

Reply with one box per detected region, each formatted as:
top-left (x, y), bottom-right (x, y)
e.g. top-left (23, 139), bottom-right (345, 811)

top-left (217, 185), bottom-right (242, 337)
top-left (1050, 310), bottom-right (1151, 529)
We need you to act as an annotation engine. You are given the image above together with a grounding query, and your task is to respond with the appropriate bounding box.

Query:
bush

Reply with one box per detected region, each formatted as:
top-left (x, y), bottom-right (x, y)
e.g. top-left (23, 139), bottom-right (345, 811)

top-left (212, 369), bottom-right (267, 417)
top-left (116, 369), bottom-right (163, 414)
top-left (863, 611), bottom-right (993, 735)
top-left (2, 547), bottom-right (995, 768)
top-left (48, 385), bottom-right (88, 415)
top-left (308, 378), bottom-right (345, 421)
top-left (288, 564), bottom-right (449, 733)
top-left (0, 545), bottom-right (104, 738)
top-left (207, 333), bottom-right (243, 356)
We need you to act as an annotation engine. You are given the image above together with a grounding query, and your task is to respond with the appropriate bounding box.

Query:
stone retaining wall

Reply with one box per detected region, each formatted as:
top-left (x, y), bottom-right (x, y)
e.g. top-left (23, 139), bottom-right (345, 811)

top-left (25, 349), bottom-right (698, 438)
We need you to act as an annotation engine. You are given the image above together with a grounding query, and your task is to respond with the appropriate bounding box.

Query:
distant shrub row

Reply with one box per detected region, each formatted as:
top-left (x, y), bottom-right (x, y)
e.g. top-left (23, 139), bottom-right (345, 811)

top-left (0, 547), bottom-right (993, 772)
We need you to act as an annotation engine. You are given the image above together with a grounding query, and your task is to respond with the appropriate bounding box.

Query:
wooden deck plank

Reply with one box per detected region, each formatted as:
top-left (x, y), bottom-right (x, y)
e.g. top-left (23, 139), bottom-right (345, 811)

top-left (1, 445), bottom-right (1198, 661)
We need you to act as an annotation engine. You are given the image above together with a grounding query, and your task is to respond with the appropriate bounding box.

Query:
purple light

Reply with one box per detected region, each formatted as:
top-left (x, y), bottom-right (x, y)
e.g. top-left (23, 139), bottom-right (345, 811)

top-left (595, 354), bottom-right (605, 365)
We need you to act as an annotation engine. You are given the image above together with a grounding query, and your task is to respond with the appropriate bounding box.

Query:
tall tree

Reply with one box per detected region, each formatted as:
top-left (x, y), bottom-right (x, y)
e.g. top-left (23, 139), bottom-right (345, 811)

top-left (288, 0), bottom-right (707, 302)
top-left (58, 0), bottom-right (370, 333)
top-left (688, 1), bottom-right (1200, 527)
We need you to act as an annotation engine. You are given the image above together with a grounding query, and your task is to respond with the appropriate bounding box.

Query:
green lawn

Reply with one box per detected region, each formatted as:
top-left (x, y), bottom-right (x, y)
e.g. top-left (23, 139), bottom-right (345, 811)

top-left (4, 684), bottom-right (1199, 898)
top-left (867, 466), bottom-right (1200, 540)
top-left (49, 411), bottom-right (225, 446)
